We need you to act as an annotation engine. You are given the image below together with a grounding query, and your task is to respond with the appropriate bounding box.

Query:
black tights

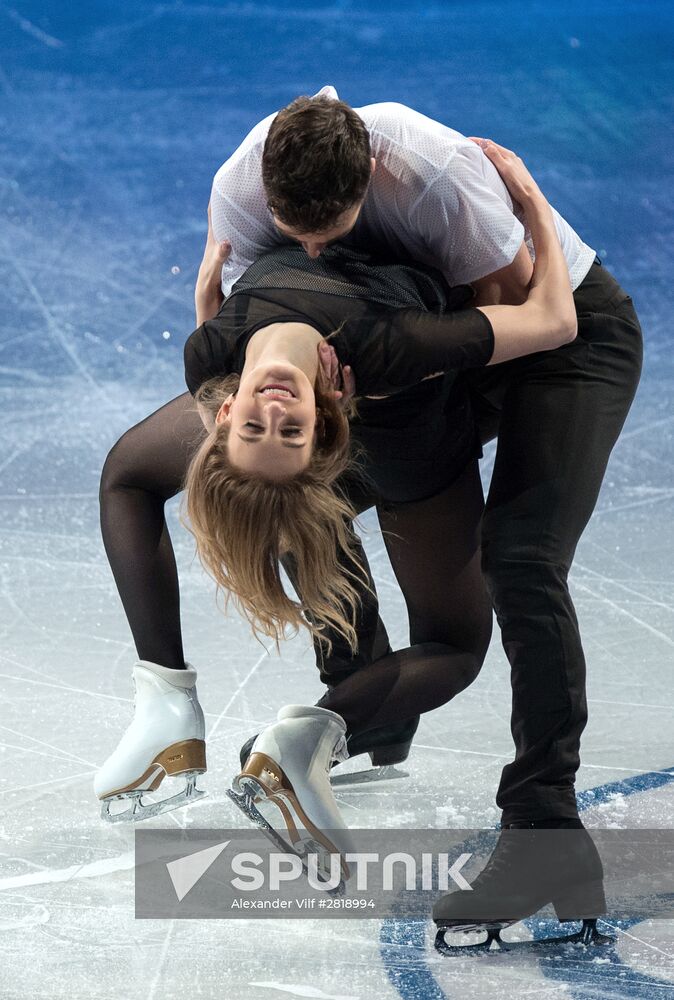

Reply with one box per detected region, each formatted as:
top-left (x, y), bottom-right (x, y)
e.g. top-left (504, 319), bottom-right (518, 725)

top-left (318, 467), bottom-right (492, 734)
top-left (99, 394), bottom-right (205, 670)
top-left (99, 393), bottom-right (491, 734)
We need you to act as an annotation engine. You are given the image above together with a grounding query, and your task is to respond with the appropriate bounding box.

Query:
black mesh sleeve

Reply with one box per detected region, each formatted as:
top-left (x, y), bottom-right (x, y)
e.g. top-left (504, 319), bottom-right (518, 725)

top-left (329, 306), bottom-right (495, 396)
top-left (183, 320), bottom-right (236, 396)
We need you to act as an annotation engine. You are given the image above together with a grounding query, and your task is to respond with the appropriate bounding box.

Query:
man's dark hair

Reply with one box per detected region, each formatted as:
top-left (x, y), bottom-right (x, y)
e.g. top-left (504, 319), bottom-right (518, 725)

top-left (262, 95), bottom-right (372, 233)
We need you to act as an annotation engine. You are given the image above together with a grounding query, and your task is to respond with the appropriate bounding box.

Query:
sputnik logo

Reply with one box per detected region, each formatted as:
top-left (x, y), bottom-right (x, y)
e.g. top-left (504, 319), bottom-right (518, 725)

top-left (166, 840), bottom-right (230, 901)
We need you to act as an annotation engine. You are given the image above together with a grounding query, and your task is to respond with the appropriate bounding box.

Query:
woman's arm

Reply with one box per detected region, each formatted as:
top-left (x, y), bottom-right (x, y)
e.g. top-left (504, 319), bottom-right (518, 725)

top-left (330, 142), bottom-right (577, 393)
top-left (472, 140), bottom-right (577, 365)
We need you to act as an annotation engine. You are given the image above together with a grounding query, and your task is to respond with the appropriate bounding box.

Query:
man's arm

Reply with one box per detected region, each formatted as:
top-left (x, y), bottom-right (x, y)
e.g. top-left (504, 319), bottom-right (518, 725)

top-left (470, 241), bottom-right (534, 307)
top-left (411, 134), bottom-right (533, 292)
top-left (206, 109), bottom-right (282, 296)
top-left (194, 203), bottom-right (231, 326)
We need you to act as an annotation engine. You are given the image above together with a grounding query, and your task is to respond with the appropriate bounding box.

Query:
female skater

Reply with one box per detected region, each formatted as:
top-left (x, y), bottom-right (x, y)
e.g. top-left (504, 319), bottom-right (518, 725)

top-left (94, 142), bottom-right (575, 836)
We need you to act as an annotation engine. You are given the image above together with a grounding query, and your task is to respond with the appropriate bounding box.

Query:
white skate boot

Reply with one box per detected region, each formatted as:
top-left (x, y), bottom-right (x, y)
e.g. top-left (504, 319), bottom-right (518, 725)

top-left (94, 661), bottom-right (206, 823)
top-left (229, 705), bottom-right (355, 885)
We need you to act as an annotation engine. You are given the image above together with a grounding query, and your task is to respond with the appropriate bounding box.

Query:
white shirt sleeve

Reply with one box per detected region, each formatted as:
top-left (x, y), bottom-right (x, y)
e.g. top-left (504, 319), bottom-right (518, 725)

top-left (412, 140), bottom-right (525, 285)
top-left (209, 112), bottom-right (282, 294)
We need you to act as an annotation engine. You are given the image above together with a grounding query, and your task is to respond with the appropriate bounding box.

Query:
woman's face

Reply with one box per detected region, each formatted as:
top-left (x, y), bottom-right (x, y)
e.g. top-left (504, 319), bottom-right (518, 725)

top-left (216, 361), bottom-right (317, 479)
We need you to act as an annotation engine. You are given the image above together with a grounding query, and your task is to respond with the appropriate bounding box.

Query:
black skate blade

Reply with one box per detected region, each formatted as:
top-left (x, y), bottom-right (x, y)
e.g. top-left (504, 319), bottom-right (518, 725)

top-left (226, 788), bottom-right (345, 896)
top-left (528, 918), bottom-right (615, 949)
top-left (434, 918), bottom-right (614, 956)
top-left (330, 764), bottom-right (409, 787)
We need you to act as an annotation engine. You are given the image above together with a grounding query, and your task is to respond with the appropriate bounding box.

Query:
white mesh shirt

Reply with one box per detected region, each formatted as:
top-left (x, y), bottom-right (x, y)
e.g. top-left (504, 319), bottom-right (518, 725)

top-left (209, 88), bottom-right (595, 294)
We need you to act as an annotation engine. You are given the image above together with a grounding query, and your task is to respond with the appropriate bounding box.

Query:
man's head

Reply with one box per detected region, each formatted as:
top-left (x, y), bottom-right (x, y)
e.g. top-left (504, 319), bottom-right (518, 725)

top-left (262, 95), bottom-right (374, 255)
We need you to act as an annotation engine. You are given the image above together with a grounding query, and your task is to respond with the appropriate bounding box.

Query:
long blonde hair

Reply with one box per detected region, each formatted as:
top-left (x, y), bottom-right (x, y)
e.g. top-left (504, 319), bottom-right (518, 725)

top-left (183, 372), bottom-right (369, 653)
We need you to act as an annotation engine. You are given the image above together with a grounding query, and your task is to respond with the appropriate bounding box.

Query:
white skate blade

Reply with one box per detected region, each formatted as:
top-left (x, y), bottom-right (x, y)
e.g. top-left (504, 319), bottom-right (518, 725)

top-left (330, 764), bottom-right (409, 787)
top-left (100, 772), bottom-right (206, 824)
top-left (226, 787), bottom-right (345, 895)
top-left (434, 923), bottom-right (514, 955)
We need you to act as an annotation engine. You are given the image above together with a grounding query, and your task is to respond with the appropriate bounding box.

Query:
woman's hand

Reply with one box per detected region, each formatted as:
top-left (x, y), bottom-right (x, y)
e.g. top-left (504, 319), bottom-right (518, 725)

top-left (468, 138), bottom-right (543, 208)
top-left (319, 342), bottom-right (356, 405)
top-left (195, 202), bottom-right (232, 325)
top-left (468, 139), bottom-right (577, 363)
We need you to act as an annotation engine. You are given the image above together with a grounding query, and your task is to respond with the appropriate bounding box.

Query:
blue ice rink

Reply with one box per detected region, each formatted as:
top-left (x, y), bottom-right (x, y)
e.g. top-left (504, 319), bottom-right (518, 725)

top-left (1, 2), bottom-right (673, 998)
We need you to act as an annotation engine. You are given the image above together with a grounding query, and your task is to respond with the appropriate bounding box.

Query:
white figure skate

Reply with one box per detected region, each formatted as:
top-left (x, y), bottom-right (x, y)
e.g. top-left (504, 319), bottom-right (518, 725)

top-left (229, 705), bottom-right (356, 886)
top-left (94, 660), bottom-right (206, 823)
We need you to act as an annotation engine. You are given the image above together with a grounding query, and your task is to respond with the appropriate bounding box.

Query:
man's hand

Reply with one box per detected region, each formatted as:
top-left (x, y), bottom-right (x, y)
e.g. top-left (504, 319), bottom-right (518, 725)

top-left (319, 342), bottom-right (356, 405)
top-left (195, 202), bottom-right (232, 325)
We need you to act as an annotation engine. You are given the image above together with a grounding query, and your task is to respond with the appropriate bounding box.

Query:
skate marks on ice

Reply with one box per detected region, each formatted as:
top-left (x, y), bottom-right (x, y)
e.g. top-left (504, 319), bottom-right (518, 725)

top-left (250, 985), bottom-right (359, 1000)
top-left (577, 765), bottom-right (674, 818)
top-left (0, 850), bottom-right (135, 892)
top-left (0, 901), bottom-right (50, 932)
top-left (0, 850), bottom-right (134, 934)
top-left (379, 766), bottom-right (674, 1000)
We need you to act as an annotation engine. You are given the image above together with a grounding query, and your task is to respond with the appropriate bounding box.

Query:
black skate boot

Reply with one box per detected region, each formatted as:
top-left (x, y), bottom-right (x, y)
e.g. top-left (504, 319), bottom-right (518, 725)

top-left (239, 715), bottom-right (419, 785)
top-left (433, 818), bottom-right (614, 955)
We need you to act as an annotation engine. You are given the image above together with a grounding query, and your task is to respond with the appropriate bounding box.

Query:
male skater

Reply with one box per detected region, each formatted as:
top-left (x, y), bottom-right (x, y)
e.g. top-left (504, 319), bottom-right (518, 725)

top-left (204, 86), bottom-right (643, 934)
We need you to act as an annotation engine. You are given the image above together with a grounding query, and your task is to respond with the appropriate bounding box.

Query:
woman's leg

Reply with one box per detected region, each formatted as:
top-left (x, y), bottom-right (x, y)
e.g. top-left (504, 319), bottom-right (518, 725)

top-left (274, 479), bottom-right (410, 768)
top-left (280, 468), bottom-right (391, 686)
top-left (99, 392), bottom-right (205, 669)
top-left (318, 461), bottom-right (492, 732)
top-left (233, 462), bottom-right (490, 866)
top-left (100, 391), bottom-right (395, 684)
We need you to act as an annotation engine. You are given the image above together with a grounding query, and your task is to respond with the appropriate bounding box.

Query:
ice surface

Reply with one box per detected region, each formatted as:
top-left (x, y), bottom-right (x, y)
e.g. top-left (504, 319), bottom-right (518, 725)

top-left (1, 2), bottom-right (673, 998)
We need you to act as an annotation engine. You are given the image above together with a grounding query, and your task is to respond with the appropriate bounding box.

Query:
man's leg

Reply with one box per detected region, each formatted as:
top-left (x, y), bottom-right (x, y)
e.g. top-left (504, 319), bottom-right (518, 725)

top-left (473, 280), bottom-right (642, 823)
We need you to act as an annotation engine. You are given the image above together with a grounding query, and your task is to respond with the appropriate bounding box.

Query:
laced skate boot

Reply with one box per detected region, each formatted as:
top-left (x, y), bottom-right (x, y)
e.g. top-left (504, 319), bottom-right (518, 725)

top-left (94, 661), bottom-right (206, 823)
top-left (239, 715), bottom-right (419, 786)
top-left (230, 705), bottom-right (356, 885)
top-left (433, 819), bottom-right (614, 954)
